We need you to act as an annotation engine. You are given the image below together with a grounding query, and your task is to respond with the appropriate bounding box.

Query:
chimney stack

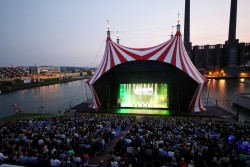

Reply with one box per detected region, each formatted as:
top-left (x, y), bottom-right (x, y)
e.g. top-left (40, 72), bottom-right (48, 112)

top-left (225, 0), bottom-right (239, 67)
top-left (184, 0), bottom-right (192, 59)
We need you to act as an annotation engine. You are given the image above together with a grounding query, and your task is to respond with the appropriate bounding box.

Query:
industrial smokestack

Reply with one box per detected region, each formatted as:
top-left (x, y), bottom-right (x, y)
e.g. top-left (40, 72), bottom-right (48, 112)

top-left (184, 0), bottom-right (190, 45)
top-left (184, 0), bottom-right (192, 59)
top-left (228, 0), bottom-right (237, 41)
top-left (225, 0), bottom-right (239, 67)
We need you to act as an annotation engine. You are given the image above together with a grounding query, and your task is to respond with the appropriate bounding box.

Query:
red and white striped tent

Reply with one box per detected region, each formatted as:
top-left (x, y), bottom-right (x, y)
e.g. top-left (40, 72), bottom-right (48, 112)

top-left (87, 25), bottom-right (208, 112)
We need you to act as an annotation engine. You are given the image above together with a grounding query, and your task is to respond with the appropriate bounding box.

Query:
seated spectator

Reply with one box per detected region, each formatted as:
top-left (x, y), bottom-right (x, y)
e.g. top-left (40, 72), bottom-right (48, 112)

top-left (50, 155), bottom-right (61, 167)
top-left (0, 150), bottom-right (9, 162)
top-left (110, 157), bottom-right (119, 167)
top-left (178, 157), bottom-right (187, 167)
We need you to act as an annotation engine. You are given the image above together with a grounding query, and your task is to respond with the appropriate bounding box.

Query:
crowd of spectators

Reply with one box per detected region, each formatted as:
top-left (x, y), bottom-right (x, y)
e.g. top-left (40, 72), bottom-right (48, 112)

top-left (0, 113), bottom-right (135, 167)
top-left (1, 113), bottom-right (250, 167)
top-left (110, 116), bottom-right (250, 167)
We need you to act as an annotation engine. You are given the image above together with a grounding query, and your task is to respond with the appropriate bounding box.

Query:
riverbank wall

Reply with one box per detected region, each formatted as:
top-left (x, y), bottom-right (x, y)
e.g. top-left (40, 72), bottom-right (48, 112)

top-left (0, 77), bottom-right (88, 94)
top-left (232, 93), bottom-right (250, 110)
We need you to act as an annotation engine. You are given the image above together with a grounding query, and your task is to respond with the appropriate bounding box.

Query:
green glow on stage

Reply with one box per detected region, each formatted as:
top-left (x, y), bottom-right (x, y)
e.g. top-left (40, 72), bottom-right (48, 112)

top-left (119, 83), bottom-right (168, 108)
top-left (116, 109), bottom-right (170, 115)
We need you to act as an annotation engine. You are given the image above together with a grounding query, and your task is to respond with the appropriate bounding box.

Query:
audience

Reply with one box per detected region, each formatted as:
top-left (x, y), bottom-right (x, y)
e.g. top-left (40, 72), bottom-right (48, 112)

top-left (0, 113), bottom-right (135, 167)
top-left (1, 114), bottom-right (250, 167)
top-left (111, 116), bottom-right (250, 167)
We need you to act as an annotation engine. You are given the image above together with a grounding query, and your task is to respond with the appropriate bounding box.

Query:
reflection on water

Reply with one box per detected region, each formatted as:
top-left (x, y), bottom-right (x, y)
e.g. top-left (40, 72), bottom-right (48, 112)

top-left (204, 78), bottom-right (250, 122)
top-left (0, 80), bottom-right (91, 119)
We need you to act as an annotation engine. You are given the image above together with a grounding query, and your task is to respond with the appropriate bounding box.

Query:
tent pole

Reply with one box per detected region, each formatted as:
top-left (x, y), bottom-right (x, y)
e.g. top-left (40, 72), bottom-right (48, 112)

top-left (84, 81), bottom-right (89, 101)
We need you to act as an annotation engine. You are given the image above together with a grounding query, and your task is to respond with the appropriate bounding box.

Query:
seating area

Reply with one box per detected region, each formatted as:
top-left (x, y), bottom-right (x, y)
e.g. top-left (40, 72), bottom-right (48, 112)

top-left (1, 114), bottom-right (250, 167)
top-left (0, 113), bottom-right (136, 167)
top-left (110, 116), bottom-right (250, 167)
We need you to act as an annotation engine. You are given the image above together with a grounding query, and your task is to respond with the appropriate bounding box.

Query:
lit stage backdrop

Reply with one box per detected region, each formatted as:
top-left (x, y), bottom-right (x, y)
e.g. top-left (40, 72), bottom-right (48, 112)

top-left (119, 83), bottom-right (168, 108)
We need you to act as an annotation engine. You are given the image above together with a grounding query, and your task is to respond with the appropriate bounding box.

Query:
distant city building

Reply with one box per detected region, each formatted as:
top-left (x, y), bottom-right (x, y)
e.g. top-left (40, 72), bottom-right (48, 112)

top-left (29, 66), bottom-right (61, 75)
top-left (23, 77), bottom-right (31, 84)
top-left (29, 66), bottom-right (38, 74)
top-left (0, 66), bottom-right (28, 78)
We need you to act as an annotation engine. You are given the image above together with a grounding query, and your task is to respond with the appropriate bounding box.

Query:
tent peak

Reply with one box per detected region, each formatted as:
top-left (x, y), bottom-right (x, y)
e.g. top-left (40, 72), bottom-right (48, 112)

top-left (107, 20), bottom-right (110, 38)
top-left (176, 12), bottom-right (181, 32)
top-left (170, 26), bottom-right (175, 39)
top-left (117, 31), bottom-right (120, 44)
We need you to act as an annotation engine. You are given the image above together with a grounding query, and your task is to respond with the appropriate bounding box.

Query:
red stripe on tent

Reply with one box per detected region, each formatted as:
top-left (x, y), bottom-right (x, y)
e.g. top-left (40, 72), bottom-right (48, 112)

top-left (114, 42), bottom-right (141, 60)
top-left (101, 55), bottom-right (109, 75)
top-left (93, 86), bottom-right (101, 108)
top-left (178, 39), bottom-right (188, 73)
top-left (189, 85), bottom-right (199, 112)
top-left (101, 48), bottom-right (109, 75)
top-left (200, 83), bottom-right (208, 111)
top-left (142, 41), bottom-right (170, 60)
top-left (170, 37), bottom-right (178, 66)
top-left (91, 46), bottom-right (108, 83)
top-left (111, 42), bottom-right (128, 63)
top-left (120, 42), bottom-right (164, 51)
top-left (198, 90), bottom-right (205, 112)
top-left (181, 44), bottom-right (200, 83)
top-left (181, 42), bottom-right (207, 83)
top-left (109, 44), bottom-right (115, 68)
top-left (176, 31), bottom-right (182, 36)
top-left (156, 39), bottom-right (175, 61)
top-left (106, 37), bottom-right (111, 42)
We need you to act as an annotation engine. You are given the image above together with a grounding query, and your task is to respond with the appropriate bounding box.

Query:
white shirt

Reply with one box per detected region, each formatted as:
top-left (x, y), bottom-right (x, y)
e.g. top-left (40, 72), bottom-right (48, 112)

top-left (0, 153), bottom-right (8, 161)
top-left (168, 151), bottom-right (175, 157)
top-left (111, 161), bottom-right (119, 167)
top-left (38, 139), bottom-right (44, 145)
top-left (50, 159), bottom-right (61, 167)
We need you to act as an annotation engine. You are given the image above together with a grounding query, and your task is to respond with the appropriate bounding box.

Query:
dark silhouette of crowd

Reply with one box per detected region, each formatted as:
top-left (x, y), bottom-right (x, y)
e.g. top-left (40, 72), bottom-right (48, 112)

top-left (0, 113), bottom-right (135, 167)
top-left (1, 114), bottom-right (250, 167)
top-left (110, 116), bottom-right (250, 167)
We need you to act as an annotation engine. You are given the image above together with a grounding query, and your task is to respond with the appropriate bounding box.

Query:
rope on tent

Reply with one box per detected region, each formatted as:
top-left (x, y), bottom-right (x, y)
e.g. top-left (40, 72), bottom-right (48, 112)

top-left (90, 39), bottom-right (106, 67)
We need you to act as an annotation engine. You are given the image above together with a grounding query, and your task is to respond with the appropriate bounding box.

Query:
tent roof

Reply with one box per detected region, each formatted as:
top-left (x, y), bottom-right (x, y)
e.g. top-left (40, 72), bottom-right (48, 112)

top-left (87, 28), bottom-right (208, 112)
top-left (88, 31), bottom-right (207, 85)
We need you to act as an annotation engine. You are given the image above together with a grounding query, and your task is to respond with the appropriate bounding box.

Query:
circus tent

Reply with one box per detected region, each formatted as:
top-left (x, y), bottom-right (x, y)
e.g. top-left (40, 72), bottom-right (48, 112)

top-left (87, 23), bottom-right (208, 112)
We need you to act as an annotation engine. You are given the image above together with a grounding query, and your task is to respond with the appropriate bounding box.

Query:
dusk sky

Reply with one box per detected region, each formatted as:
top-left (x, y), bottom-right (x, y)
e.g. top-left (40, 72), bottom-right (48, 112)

top-left (0, 0), bottom-right (250, 67)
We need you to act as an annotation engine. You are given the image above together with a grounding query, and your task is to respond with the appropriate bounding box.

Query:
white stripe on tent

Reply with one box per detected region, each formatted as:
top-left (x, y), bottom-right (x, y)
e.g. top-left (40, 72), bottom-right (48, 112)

top-left (149, 41), bottom-right (172, 61)
top-left (175, 37), bottom-right (182, 69)
top-left (194, 85), bottom-right (204, 112)
top-left (89, 43), bottom-right (109, 84)
top-left (106, 42), bottom-right (111, 72)
top-left (164, 39), bottom-right (177, 63)
top-left (112, 44), bottom-right (135, 61)
top-left (181, 40), bottom-right (206, 83)
top-left (180, 43), bottom-right (196, 81)
top-left (183, 46), bottom-right (204, 83)
top-left (110, 43), bottom-right (122, 66)
top-left (93, 50), bottom-right (108, 83)
top-left (119, 41), bottom-right (169, 56)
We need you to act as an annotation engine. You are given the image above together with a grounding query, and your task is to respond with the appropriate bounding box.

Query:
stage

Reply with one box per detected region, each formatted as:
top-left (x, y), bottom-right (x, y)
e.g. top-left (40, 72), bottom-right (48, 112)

top-left (68, 102), bottom-right (238, 121)
top-left (115, 108), bottom-right (170, 115)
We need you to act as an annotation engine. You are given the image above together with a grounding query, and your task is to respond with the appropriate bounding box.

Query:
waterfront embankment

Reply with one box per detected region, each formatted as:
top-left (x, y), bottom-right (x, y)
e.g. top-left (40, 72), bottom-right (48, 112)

top-left (0, 76), bottom-right (88, 94)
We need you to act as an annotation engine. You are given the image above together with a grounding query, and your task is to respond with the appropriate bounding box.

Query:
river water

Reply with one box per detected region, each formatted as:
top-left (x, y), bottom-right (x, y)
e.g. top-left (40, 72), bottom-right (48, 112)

top-left (0, 80), bottom-right (92, 119)
top-left (0, 79), bottom-right (250, 122)
top-left (203, 78), bottom-right (250, 122)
